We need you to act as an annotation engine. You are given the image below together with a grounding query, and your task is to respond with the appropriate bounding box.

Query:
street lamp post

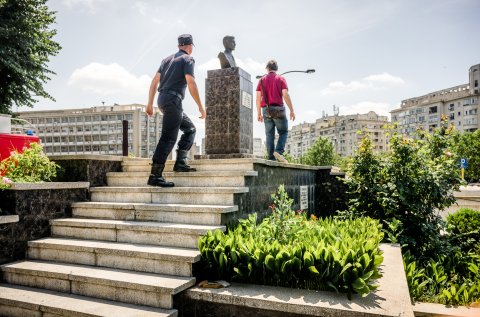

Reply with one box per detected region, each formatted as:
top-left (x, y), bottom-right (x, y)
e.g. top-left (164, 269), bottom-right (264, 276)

top-left (255, 69), bottom-right (315, 79)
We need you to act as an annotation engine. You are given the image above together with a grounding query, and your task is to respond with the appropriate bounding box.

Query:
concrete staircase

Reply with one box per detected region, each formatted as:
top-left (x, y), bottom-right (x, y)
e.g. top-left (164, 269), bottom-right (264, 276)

top-left (0, 157), bottom-right (256, 316)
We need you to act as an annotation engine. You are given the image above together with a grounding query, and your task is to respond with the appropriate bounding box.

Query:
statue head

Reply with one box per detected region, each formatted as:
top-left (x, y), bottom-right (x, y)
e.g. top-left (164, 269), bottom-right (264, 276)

top-left (223, 36), bottom-right (236, 51)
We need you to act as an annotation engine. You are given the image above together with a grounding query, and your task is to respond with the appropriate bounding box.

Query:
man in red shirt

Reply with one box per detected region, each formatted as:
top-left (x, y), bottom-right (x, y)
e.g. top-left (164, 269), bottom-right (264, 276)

top-left (256, 60), bottom-right (295, 162)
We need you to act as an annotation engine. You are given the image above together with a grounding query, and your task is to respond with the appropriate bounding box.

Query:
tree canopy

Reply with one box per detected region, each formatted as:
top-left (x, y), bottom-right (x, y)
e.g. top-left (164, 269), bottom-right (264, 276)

top-left (301, 136), bottom-right (337, 166)
top-left (0, 0), bottom-right (61, 114)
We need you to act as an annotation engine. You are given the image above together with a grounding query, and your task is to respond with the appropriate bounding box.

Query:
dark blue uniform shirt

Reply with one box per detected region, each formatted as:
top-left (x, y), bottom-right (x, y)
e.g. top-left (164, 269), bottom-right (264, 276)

top-left (157, 49), bottom-right (195, 100)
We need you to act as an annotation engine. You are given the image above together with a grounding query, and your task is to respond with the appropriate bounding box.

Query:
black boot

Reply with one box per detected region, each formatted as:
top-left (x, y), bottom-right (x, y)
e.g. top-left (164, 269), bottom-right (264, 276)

top-left (173, 150), bottom-right (196, 172)
top-left (147, 163), bottom-right (174, 187)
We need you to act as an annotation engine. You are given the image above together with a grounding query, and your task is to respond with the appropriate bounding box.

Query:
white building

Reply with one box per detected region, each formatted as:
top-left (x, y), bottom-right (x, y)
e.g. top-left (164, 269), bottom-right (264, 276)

top-left (15, 104), bottom-right (163, 158)
top-left (253, 138), bottom-right (266, 157)
top-left (391, 64), bottom-right (480, 135)
top-left (286, 111), bottom-right (389, 158)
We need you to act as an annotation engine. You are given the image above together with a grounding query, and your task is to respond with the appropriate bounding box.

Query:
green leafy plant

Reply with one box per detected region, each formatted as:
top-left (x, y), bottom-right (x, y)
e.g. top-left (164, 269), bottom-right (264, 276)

top-left (0, 142), bottom-right (59, 189)
top-left (447, 208), bottom-right (480, 253)
top-left (404, 250), bottom-right (480, 305)
top-left (343, 120), bottom-right (463, 258)
top-left (198, 185), bottom-right (384, 299)
top-left (301, 137), bottom-right (337, 166)
top-left (452, 130), bottom-right (480, 183)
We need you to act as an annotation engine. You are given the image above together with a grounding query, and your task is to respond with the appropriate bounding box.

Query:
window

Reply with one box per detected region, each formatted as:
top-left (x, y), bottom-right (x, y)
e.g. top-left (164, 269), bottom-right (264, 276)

top-left (449, 113), bottom-right (455, 120)
top-left (449, 104), bottom-right (454, 111)
top-left (429, 106), bottom-right (437, 114)
top-left (475, 80), bottom-right (478, 88)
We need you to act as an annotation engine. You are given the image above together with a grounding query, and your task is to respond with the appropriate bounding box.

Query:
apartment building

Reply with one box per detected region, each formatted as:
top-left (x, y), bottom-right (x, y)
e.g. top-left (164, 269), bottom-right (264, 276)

top-left (286, 111), bottom-right (388, 158)
top-left (15, 104), bottom-right (163, 158)
top-left (391, 64), bottom-right (480, 135)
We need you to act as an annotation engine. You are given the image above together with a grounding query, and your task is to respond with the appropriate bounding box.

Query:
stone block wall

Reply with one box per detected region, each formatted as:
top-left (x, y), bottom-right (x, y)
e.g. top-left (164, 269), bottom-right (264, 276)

top-left (221, 161), bottom-right (345, 226)
top-left (0, 183), bottom-right (89, 264)
top-left (50, 154), bottom-right (122, 187)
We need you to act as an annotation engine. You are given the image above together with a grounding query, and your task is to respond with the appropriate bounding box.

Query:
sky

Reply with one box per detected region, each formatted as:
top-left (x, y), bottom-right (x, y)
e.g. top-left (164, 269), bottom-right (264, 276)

top-left (17, 0), bottom-right (480, 144)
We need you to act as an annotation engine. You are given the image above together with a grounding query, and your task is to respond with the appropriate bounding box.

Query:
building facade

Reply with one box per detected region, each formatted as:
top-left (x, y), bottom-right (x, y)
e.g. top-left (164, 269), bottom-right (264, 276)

top-left (286, 111), bottom-right (389, 158)
top-left (15, 104), bottom-right (163, 158)
top-left (391, 64), bottom-right (480, 135)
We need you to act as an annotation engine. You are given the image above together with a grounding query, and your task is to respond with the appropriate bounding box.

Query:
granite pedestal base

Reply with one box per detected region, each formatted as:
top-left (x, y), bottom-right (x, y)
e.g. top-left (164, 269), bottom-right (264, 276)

top-left (205, 67), bottom-right (253, 156)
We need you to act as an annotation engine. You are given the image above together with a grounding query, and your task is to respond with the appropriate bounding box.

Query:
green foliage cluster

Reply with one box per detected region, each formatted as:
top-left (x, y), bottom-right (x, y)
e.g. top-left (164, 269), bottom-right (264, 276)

top-left (403, 208), bottom-right (480, 305)
top-left (447, 208), bottom-right (480, 253)
top-left (452, 130), bottom-right (480, 183)
top-left (344, 121), bottom-right (462, 258)
top-left (0, 0), bottom-right (61, 114)
top-left (343, 119), bottom-right (480, 305)
top-left (404, 250), bottom-right (480, 305)
top-left (0, 142), bottom-right (59, 189)
top-left (199, 185), bottom-right (384, 299)
top-left (301, 137), bottom-right (337, 166)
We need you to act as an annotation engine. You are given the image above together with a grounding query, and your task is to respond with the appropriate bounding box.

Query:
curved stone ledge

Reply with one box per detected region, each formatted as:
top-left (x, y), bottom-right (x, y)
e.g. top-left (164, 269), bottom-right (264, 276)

top-left (9, 182), bottom-right (90, 190)
top-left (175, 244), bottom-right (414, 317)
top-left (48, 154), bottom-right (123, 161)
top-left (0, 215), bottom-right (19, 224)
top-left (413, 302), bottom-right (480, 317)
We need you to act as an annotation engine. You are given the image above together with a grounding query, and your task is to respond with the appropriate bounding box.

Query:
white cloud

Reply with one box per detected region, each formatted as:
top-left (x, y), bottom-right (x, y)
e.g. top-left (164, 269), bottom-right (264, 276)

top-left (320, 73), bottom-right (405, 95)
top-left (364, 73), bottom-right (405, 84)
top-left (68, 62), bottom-right (150, 98)
top-left (132, 1), bottom-right (148, 16)
top-left (340, 101), bottom-right (396, 118)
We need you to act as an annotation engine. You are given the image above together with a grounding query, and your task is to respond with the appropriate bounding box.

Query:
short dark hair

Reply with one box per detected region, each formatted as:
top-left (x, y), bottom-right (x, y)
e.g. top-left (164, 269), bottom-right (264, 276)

top-left (266, 60), bottom-right (278, 71)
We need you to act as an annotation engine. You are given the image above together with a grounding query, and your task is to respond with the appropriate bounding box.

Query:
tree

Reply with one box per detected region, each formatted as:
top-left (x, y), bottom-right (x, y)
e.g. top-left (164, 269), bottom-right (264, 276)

top-left (301, 137), bottom-right (337, 166)
top-left (0, 0), bottom-right (61, 114)
top-left (452, 130), bottom-right (480, 183)
top-left (344, 120), bottom-right (463, 258)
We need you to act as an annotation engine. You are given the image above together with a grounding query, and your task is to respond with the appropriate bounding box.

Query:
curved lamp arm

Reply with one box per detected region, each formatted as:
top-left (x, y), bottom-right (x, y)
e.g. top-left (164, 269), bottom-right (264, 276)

top-left (255, 69), bottom-right (315, 79)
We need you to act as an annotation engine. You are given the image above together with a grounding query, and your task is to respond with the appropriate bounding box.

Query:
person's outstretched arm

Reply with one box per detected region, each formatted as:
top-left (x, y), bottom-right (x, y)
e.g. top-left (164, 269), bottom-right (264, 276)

top-left (282, 89), bottom-right (295, 121)
top-left (146, 72), bottom-right (160, 116)
top-left (186, 74), bottom-right (206, 119)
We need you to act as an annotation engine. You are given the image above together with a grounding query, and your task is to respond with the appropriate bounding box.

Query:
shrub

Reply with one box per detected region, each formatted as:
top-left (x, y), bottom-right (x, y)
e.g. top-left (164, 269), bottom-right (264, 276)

top-left (0, 142), bottom-right (59, 189)
top-left (198, 185), bottom-right (384, 299)
top-left (343, 121), bottom-right (463, 258)
top-left (447, 208), bottom-right (480, 253)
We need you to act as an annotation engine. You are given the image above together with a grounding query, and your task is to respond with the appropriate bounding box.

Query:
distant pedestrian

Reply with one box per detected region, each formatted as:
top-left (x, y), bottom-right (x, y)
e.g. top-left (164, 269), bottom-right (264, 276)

top-left (146, 34), bottom-right (206, 187)
top-left (256, 60), bottom-right (295, 163)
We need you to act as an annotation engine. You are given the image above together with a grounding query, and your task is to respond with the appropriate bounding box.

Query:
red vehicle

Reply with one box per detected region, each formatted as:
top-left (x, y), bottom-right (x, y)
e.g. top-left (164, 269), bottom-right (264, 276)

top-left (0, 133), bottom-right (40, 161)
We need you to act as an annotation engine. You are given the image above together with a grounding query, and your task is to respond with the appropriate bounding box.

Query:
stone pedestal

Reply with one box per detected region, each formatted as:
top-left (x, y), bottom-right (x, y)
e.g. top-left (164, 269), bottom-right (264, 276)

top-left (198, 67), bottom-right (253, 159)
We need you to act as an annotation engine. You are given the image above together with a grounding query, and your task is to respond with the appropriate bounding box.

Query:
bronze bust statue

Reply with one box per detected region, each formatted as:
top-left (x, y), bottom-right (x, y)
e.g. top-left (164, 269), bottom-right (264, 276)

top-left (218, 35), bottom-right (236, 69)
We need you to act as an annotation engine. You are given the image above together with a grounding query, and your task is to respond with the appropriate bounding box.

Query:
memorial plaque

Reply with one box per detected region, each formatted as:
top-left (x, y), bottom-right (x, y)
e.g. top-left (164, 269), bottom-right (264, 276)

top-left (300, 186), bottom-right (308, 210)
top-left (242, 91), bottom-right (252, 109)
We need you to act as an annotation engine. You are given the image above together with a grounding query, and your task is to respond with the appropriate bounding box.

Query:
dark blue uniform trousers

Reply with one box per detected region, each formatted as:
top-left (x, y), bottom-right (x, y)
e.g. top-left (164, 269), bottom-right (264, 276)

top-left (152, 93), bottom-right (196, 164)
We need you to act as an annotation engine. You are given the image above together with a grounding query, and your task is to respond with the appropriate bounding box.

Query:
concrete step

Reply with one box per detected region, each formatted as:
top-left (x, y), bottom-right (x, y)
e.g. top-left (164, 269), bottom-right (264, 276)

top-left (107, 170), bottom-right (258, 187)
top-left (72, 202), bottom-right (237, 225)
top-left (50, 218), bottom-right (225, 249)
top-left (0, 260), bottom-right (195, 309)
top-left (89, 186), bottom-right (249, 205)
top-left (27, 237), bottom-right (200, 277)
top-left (0, 284), bottom-right (177, 317)
top-left (121, 158), bottom-right (257, 173)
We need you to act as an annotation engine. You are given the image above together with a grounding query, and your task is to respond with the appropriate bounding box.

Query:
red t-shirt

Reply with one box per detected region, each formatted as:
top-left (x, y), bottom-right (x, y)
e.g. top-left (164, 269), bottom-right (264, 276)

top-left (256, 72), bottom-right (288, 107)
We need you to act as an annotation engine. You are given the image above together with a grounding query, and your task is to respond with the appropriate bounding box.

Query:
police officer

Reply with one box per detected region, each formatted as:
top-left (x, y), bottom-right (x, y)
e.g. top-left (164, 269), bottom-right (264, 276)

top-left (146, 34), bottom-right (206, 187)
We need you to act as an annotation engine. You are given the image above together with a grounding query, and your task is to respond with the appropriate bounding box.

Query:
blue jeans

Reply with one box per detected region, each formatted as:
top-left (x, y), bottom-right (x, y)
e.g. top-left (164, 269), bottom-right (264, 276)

top-left (152, 93), bottom-right (196, 164)
top-left (262, 107), bottom-right (288, 160)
